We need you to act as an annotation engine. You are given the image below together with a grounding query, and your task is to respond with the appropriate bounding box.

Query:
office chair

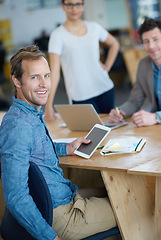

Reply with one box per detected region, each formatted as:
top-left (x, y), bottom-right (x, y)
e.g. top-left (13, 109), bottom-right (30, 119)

top-left (0, 161), bottom-right (53, 240)
top-left (0, 161), bottom-right (120, 240)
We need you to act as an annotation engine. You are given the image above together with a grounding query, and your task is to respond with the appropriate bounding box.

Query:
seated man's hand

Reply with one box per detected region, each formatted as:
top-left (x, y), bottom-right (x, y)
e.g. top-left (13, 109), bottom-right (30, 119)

top-left (108, 109), bottom-right (125, 123)
top-left (131, 110), bottom-right (157, 127)
top-left (66, 137), bottom-right (91, 155)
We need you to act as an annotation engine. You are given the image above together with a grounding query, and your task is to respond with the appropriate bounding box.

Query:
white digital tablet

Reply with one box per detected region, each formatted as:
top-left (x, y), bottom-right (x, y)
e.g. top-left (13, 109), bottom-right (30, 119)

top-left (74, 124), bottom-right (111, 159)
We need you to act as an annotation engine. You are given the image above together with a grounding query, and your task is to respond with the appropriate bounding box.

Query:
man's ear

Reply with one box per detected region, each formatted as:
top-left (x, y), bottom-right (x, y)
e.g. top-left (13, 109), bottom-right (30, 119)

top-left (12, 75), bottom-right (21, 88)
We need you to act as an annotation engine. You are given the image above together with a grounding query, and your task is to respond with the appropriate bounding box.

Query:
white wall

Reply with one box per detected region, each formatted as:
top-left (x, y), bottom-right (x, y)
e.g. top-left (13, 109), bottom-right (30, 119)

top-left (0, 0), bottom-right (130, 49)
top-left (84, 0), bottom-right (130, 30)
top-left (84, 0), bottom-right (108, 28)
top-left (0, 0), bottom-right (66, 48)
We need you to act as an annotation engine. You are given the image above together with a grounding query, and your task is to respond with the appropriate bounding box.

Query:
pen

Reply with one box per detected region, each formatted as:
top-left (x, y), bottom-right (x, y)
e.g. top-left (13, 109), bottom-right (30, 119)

top-left (115, 106), bottom-right (120, 114)
top-left (97, 146), bottom-right (104, 149)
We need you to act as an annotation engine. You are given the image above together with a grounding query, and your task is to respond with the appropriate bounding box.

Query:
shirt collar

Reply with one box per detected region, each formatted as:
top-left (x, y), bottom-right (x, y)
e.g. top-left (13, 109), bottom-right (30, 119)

top-left (12, 96), bottom-right (44, 116)
top-left (152, 62), bottom-right (161, 72)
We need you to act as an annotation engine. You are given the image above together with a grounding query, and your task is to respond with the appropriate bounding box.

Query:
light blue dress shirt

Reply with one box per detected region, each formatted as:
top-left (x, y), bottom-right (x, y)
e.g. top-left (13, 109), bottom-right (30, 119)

top-left (153, 62), bottom-right (161, 122)
top-left (0, 97), bottom-right (78, 240)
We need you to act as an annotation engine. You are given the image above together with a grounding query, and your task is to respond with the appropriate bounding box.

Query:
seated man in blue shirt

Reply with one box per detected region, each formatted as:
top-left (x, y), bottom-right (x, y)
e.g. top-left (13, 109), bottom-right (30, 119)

top-left (0, 45), bottom-right (116, 240)
top-left (108, 18), bottom-right (161, 127)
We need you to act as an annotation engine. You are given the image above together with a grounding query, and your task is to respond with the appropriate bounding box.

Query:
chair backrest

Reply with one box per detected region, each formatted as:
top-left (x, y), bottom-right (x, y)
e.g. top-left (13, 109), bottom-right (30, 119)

top-left (0, 161), bottom-right (53, 240)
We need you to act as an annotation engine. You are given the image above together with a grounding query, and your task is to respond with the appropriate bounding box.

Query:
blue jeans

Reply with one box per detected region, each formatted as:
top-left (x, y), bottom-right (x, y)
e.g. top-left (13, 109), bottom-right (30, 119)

top-left (72, 88), bottom-right (115, 113)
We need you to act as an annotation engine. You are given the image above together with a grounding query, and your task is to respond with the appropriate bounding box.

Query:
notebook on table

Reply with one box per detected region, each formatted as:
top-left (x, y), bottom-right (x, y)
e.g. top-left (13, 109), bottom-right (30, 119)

top-left (54, 104), bottom-right (128, 131)
top-left (100, 137), bottom-right (146, 155)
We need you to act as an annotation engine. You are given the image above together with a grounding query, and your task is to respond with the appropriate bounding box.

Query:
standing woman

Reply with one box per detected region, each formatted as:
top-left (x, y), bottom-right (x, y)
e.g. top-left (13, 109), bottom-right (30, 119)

top-left (44, 0), bottom-right (119, 121)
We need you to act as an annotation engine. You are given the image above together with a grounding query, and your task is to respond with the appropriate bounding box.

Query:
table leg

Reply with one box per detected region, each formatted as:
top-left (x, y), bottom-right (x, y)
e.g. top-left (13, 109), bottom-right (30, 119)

top-left (155, 176), bottom-right (161, 240)
top-left (101, 170), bottom-right (154, 240)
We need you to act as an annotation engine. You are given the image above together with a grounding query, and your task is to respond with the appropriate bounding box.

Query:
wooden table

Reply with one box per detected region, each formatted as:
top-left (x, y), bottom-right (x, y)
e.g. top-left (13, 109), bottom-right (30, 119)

top-left (128, 159), bottom-right (161, 240)
top-left (0, 111), bottom-right (160, 240)
top-left (46, 114), bottom-right (161, 240)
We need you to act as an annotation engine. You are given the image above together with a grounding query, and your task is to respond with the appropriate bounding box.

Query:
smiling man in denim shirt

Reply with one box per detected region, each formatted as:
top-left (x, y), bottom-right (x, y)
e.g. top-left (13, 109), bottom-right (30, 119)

top-left (0, 45), bottom-right (116, 240)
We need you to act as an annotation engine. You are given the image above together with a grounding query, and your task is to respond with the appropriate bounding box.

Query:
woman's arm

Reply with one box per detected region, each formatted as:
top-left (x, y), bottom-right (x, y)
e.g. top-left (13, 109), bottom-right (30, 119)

top-left (101, 33), bottom-right (120, 72)
top-left (44, 53), bottom-right (61, 121)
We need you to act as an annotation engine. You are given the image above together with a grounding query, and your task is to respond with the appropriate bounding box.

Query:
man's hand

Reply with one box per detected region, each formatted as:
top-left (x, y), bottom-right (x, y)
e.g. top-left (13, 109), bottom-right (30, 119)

top-left (66, 137), bottom-right (91, 155)
top-left (108, 109), bottom-right (125, 123)
top-left (54, 236), bottom-right (62, 240)
top-left (131, 110), bottom-right (157, 127)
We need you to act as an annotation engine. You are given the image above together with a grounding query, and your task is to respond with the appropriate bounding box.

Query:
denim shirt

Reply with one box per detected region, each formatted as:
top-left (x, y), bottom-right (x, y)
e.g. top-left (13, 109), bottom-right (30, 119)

top-left (0, 97), bottom-right (78, 240)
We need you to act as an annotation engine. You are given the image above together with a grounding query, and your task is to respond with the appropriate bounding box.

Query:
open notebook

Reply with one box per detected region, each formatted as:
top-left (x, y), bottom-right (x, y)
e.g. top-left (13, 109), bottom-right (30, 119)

top-left (54, 104), bottom-right (128, 131)
top-left (100, 137), bottom-right (146, 155)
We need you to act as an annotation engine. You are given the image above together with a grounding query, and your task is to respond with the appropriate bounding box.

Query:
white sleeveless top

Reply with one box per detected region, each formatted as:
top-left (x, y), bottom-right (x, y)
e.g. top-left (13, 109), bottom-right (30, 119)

top-left (49, 21), bottom-right (114, 103)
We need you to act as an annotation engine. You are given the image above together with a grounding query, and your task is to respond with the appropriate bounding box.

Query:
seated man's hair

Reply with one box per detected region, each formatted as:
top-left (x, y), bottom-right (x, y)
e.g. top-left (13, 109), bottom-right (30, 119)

top-left (10, 45), bottom-right (46, 81)
top-left (138, 18), bottom-right (161, 42)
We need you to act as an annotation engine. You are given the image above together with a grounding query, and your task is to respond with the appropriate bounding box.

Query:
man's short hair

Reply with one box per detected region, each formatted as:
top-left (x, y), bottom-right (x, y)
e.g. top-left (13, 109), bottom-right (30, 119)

top-left (10, 45), bottom-right (46, 82)
top-left (138, 18), bottom-right (161, 42)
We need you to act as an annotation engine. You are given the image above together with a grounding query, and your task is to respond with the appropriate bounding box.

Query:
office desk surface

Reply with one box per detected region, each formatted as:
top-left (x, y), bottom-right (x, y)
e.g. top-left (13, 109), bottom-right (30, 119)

top-left (46, 114), bottom-right (160, 240)
top-left (128, 158), bottom-right (161, 176)
top-left (47, 114), bottom-right (161, 172)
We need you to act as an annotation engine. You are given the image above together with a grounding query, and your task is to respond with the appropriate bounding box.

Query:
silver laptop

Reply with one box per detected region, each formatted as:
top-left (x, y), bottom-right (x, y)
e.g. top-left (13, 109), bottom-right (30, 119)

top-left (54, 104), bottom-right (128, 131)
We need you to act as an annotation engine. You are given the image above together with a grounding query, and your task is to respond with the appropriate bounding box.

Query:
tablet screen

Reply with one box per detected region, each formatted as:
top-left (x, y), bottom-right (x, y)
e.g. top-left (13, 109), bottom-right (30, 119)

top-left (76, 127), bottom-right (109, 155)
